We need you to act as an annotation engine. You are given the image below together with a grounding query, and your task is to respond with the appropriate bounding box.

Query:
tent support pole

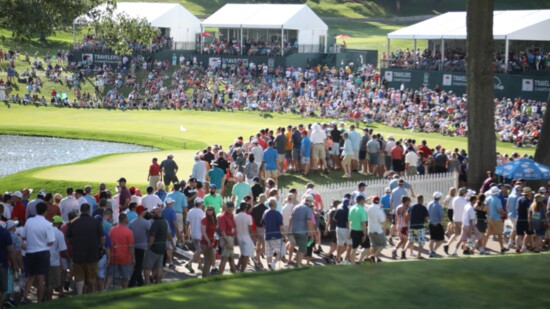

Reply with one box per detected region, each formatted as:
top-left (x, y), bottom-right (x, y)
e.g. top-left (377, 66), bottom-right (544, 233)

top-left (240, 26), bottom-right (243, 56)
top-left (504, 37), bottom-right (509, 74)
top-left (440, 38), bottom-right (445, 71)
top-left (387, 38), bottom-right (390, 69)
top-left (281, 26), bottom-right (284, 56)
top-left (413, 39), bottom-right (417, 69)
top-left (200, 26), bottom-right (203, 54)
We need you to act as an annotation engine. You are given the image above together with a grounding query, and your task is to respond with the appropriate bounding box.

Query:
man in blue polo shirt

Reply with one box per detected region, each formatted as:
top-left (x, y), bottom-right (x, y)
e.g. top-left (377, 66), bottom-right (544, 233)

top-left (300, 130), bottom-right (311, 176)
top-left (484, 186), bottom-right (508, 254)
top-left (262, 141), bottom-right (279, 185)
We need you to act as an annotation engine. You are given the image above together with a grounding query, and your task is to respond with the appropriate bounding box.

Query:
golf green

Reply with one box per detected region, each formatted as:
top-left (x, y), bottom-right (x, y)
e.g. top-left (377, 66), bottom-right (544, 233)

top-left (35, 254), bottom-right (549, 308)
top-left (0, 104), bottom-right (534, 192)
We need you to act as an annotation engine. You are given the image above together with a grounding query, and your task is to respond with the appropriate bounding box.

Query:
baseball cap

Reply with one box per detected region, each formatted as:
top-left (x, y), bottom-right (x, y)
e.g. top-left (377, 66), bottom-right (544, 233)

top-left (384, 187), bottom-right (391, 193)
top-left (226, 202), bottom-right (235, 208)
top-left (252, 139), bottom-right (259, 143)
top-left (136, 205), bottom-right (145, 214)
top-left (372, 196), bottom-right (380, 203)
top-left (358, 182), bottom-right (367, 188)
top-left (84, 185), bottom-right (92, 192)
top-left (94, 215), bottom-right (103, 223)
top-left (209, 184), bottom-right (217, 190)
top-left (236, 172), bottom-right (244, 178)
top-left (252, 176), bottom-right (261, 182)
top-left (539, 186), bottom-right (547, 193)
top-left (305, 195), bottom-right (314, 202)
top-left (194, 197), bottom-right (204, 205)
top-left (490, 186), bottom-right (500, 195)
top-left (433, 192), bottom-right (443, 199)
top-left (37, 189), bottom-right (47, 196)
top-left (52, 216), bottom-right (63, 224)
top-left (117, 177), bottom-right (127, 183)
top-left (165, 197), bottom-right (175, 204)
top-left (6, 220), bottom-right (18, 229)
top-left (12, 191), bottom-right (23, 199)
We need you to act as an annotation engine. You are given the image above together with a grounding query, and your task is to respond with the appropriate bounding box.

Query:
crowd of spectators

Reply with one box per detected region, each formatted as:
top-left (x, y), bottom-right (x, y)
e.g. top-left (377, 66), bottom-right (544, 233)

top-left (1, 49), bottom-right (546, 148)
top-left (74, 34), bottom-right (173, 54)
top-left (382, 47), bottom-right (550, 73)
top-left (202, 38), bottom-right (297, 56)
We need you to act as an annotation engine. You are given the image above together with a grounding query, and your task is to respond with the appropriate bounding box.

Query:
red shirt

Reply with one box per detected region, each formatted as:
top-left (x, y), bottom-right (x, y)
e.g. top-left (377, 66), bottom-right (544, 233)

top-left (417, 145), bottom-right (432, 158)
top-left (11, 201), bottom-right (26, 225)
top-left (390, 146), bottom-right (404, 160)
top-left (218, 212), bottom-right (236, 236)
top-left (149, 162), bottom-right (161, 176)
top-left (109, 225), bottom-right (134, 264)
top-left (200, 217), bottom-right (216, 246)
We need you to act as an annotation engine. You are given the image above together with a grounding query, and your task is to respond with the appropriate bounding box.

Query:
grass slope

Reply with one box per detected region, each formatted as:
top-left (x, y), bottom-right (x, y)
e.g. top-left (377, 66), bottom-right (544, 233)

top-left (0, 104), bottom-right (533, 195)
top-left (35, 254), bottom-right (550, 309)
top-left (124, 0), bottom-right (550, 17)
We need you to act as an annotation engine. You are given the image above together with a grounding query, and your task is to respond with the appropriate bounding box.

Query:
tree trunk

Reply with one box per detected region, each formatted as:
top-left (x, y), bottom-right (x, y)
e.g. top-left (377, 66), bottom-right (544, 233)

top-left (466, 0), bottom-right (495, 191)
top-left (533, 92), bottom-right (550, 187)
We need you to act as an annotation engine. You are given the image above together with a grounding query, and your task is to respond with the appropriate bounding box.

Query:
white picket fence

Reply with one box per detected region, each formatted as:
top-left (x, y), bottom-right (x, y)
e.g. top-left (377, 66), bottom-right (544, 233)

top-left (279, 172), bottom-right (458, 211)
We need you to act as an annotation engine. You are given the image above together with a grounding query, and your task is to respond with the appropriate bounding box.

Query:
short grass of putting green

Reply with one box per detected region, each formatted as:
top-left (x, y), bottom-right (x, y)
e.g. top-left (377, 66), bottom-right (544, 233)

top-left (0, 104), bottom-right (534, 195)
top-left (35, 254), bottom-right (550, 309)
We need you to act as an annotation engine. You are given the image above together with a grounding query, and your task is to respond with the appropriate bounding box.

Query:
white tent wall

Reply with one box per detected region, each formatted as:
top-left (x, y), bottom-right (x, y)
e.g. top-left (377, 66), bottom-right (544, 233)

top-left (151, 4), bottom-right (202, 43)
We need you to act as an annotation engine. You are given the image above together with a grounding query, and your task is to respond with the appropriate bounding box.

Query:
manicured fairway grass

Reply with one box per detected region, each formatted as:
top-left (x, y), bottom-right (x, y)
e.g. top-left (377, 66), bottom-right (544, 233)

top-left (0, 104), bottom-right (534, 194)
top-left (35, 254), bottom-right (550, 309)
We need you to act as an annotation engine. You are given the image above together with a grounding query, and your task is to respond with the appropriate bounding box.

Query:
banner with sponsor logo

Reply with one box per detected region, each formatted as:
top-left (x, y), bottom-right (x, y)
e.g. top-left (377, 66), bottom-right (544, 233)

top-left (381, 69), bottom-right (550, 101)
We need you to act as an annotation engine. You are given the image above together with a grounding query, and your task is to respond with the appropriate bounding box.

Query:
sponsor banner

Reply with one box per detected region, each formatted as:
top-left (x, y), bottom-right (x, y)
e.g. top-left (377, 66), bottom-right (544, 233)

top-left (208, 57), bottom-right (221, 68)
top-left (222, 58), bottom-right (249, 67)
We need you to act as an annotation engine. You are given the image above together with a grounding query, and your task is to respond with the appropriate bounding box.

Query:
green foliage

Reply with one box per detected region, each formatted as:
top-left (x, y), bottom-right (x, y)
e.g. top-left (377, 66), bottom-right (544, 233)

top-left (90, 1), bottom-right (160, 55)
top-left (0, 0), bottom-right (100, 41)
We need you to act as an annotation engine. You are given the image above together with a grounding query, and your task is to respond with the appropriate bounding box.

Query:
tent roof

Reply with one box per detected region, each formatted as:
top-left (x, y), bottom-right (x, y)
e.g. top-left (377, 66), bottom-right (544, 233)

top-left (387, 10), bottom-right (550, 41)
top-left (75, 2), bottom-right (200, 27)
top-left (201, 4), bottom-right (328, 30)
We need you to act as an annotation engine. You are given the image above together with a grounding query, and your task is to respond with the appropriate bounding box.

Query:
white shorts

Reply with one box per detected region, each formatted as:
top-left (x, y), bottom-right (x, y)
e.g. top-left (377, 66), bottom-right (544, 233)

top-left (336, 227), bottom-right (351, 246)
top-left (238, 237), bottom-right (254, 257)
top-left (265, 239), bottom-right (285, 257)
top-left (97, 254), bottom-right (107, 279)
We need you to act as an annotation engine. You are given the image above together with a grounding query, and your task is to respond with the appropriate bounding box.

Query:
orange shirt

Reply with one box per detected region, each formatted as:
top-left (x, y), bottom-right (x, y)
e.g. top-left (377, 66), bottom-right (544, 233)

top-left (285, 132), bottom-right (293, 151)
top-left (109, 225), bottom-right (134, 265)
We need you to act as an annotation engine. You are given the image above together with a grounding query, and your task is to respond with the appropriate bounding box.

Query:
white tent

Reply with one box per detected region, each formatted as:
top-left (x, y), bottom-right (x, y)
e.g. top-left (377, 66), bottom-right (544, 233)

top-left (386, 10), bottom-right (550, 71)
top-left (75, 2), bottom-right (201, 44)
top-left (201, 4), bottom-right (328, 53)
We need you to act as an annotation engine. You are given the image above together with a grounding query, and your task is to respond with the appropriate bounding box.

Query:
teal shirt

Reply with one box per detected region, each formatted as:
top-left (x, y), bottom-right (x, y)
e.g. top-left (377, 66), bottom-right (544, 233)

top-left (348, 204), bottom-right (367, 231)
top-left (232, 182), bottom-right (252, 204)
top-left (166, 191), bottom-right (186, 213)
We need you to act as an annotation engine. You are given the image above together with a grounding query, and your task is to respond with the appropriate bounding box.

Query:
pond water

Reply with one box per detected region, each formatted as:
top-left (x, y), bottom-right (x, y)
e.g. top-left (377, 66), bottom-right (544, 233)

top-left (0, 135), bottom-right (156, 178)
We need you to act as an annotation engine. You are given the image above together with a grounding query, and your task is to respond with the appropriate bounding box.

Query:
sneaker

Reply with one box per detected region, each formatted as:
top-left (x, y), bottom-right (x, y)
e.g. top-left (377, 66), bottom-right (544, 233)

top-left (443, 245), bottom-right (449, 255)
top-left (340, 260), bottom-right (351, 265)
top-left (186, 263), bottom-right (194, 273)
top-left (515, 248), bottom-right (521, 254)
top-left (451, 253), bottom-right (458, 257)
top-left (168, 264), bottom-right (176, 270)
top-left (391, 250), bottom-right (397, 260)
top-left (376, 257), bottom-right (383, 263)
top-left (369, 256), bottom-right (376, 263)
top-left (401, 252), bottom-right (406, 260)
top-left (429, 252), bottom-right (436, 258)
top-left (500, 248), bottom-right (509, 254)
top-left (463, 249), bottom-right (472, 255)
top-left (4, 298), bottom-right (16, 308)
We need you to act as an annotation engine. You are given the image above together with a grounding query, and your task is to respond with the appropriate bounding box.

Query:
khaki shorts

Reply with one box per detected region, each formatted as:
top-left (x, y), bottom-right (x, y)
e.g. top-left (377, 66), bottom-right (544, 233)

top-left (311, 144), bottom-right (325, 161)
top-left (453, 222), bottom-right (462, 235)
top-left (176, 212), bottom-right (184, 233)
top-left (220, 236), bottom-right (235, 258)
top-left (265, 169), bottom-right (278, 179)
top-left (149, 175), bottom-right (161, 189)
top-left (73, 262), bottom-right (98, 287)
top-left (342, 155), bottom-right (352, 165)
top-left (487, 220), bottom-right (504, 235)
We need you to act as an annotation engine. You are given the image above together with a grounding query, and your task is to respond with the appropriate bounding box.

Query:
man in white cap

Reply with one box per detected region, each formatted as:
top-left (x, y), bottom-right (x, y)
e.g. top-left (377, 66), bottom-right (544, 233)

top-left (231, 172), bottom-right (252, 205)
top-left (444, 187), bottom-right (468, 255)
top-left (185, 197), bottom-right (205, 273)
top-left (191, 155), bottom-right (207, 185)
top-left (483, 186), bottom-right (508, 254)
top-left (250, 139), bottom-right (264, 173)
top-left (162, 197), bottom-right (179, 269)
top-left (427, 192), bottom-right (446, 257)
